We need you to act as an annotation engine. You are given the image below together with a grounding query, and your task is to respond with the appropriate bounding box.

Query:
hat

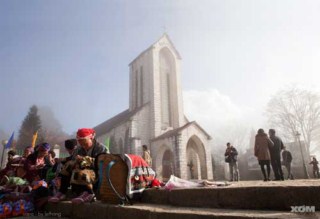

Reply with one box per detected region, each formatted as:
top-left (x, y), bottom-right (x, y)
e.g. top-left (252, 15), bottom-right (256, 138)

top-left (38, 142), bottom-right (51, 151)
top-left (76, 128), bottom-right (95, 140)
top-left (65, 139), bottom-right (77, 150)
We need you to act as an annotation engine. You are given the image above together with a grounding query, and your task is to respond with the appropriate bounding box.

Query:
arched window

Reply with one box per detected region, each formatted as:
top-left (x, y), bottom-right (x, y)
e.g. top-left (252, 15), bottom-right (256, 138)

top-left (159, 48), bottom-right (175, 129)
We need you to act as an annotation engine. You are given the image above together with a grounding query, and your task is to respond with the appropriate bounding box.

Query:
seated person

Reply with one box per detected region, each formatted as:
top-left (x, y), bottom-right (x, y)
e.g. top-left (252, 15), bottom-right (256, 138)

top-left (0, 150), bottom-right (21, 179)
top-left (24, 143), bottom-right (51, 183)
top-left (13, 146), bottom-right (34, 179)
top-left (49, 128), bottom-right (107, 204)
top-left (48, 139), bottom-right (78, 194)
top-left (52, 139), bottom-right (78, 175)
top-left (45, 150), bottom-right (56, 167)
top-left (58, 139), bottom-right (78, 164)
top-left (22, 146), bottom-right (34, 159)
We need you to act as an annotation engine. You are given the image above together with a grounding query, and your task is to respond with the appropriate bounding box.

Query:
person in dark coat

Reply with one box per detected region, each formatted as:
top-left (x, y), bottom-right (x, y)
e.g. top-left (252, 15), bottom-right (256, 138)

top-left (268, 129), bottom-right (284, 180)
top-left (309, 157), bottom-right (320, 178)
top-left (254, 129), bottom-right (274, 181)
top-left (224, 142), bottom-right (239, 181)
top-left (282, 146), bottom-right (294, 179)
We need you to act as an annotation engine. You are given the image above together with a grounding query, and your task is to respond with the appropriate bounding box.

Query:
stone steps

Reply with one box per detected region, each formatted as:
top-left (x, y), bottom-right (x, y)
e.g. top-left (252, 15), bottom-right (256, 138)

top-left (141, 180), bottom-right (320, 210)
top-left (45, 180), bottom-right (320, 219)
top-left (46, 201), bottom-right (318, 219)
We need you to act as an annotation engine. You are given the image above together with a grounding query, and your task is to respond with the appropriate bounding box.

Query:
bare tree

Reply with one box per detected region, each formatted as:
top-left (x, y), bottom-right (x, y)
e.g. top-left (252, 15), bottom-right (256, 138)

top-left (266, 86), bottom-right (320, 155)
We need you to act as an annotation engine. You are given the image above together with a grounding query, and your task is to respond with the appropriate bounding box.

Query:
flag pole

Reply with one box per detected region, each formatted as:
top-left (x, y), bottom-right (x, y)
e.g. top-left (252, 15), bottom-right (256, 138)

top-left (1, 132), bottom-right (14, 169)
top-left (0, 142), bottom-right (5, 169)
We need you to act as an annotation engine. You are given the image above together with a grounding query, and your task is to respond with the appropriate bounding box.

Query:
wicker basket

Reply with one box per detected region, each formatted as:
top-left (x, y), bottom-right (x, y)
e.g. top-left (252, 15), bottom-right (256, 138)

top-left (96, 154), bottom-right (129, 204)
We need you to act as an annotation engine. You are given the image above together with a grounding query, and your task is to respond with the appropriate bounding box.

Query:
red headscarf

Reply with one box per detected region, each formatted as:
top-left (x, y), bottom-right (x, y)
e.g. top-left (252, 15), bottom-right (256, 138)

top-left (76, 128), bottom-right (95, 140)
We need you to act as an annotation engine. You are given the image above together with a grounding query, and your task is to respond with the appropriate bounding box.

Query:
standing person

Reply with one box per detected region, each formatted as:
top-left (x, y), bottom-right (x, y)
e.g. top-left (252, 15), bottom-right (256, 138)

top-left (309, 157), bottom-right (320, 178)
top-left (268, 129), bottom-right (284, 180)
top-left (224, 143), bottom-right (239, 181)
top-left (49, 128), bottom-right (107, 204)
top-left (282, 146), bottom-right (294, 180)
top-left (254, 129), bottom-right (274, 181)
top-left (142, 145), bottom-right (152, 166)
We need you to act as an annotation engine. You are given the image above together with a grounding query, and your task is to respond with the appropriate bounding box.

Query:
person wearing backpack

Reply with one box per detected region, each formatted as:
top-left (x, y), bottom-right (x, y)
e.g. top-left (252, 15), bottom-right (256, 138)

top-left (224, 142), bottom-right (239, 181)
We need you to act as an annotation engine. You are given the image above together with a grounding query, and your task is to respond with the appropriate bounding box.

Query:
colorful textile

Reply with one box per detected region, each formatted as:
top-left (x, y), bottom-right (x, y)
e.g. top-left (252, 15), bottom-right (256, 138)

top-left (124, 154), bottom-right (156, 198)
top-left (32, 180), bottom-right (48, 190)
top-left (6, 177), bottom-right (28, 186)
top-left (80, 156), bottom-right (94, 169)
top-left (24, 201), bottom-right (34, 213)
top-left (0, 202), bottom-right (12, 218)
top-left (12, 199), bottom-right (27, 217)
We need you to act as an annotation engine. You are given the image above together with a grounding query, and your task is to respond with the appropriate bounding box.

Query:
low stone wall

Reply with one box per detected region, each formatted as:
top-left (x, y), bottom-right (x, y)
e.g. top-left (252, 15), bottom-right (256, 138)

top-left (141, 181), bottom-right (320, 210)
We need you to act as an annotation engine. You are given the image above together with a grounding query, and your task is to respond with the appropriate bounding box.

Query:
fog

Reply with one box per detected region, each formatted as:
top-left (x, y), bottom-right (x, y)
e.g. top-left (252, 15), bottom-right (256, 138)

top-left (1, 1), bottom-right (320, 154)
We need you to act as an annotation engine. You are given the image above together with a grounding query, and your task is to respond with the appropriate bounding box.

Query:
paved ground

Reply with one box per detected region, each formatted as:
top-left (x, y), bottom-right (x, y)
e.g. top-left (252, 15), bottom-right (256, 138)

top-left (225, 179), bottom-right (320, 187)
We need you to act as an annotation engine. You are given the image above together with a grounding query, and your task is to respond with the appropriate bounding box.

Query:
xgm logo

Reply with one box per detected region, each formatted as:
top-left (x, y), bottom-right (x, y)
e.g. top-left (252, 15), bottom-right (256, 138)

top-left (291, 206), bottom-right (315, 213)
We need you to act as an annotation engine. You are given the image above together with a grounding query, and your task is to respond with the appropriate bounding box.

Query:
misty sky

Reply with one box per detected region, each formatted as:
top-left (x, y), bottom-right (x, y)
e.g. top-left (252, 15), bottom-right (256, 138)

top-left (1, 0), bottom-right (320, 145)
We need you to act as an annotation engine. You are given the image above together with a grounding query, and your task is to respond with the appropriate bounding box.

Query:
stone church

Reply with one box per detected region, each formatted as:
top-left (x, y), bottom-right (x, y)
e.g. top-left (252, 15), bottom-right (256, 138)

top-left (94, 34), bottom-right (213, 180)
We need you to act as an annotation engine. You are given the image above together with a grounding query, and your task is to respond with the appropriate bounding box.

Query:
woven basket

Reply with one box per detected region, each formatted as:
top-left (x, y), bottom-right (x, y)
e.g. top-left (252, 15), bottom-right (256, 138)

top-left (96, 154), bottom-right (128, 204)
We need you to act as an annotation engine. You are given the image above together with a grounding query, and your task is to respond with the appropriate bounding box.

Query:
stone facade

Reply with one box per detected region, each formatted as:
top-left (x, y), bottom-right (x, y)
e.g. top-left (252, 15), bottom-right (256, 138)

top-left (94, 34), bottom-right (213, 180)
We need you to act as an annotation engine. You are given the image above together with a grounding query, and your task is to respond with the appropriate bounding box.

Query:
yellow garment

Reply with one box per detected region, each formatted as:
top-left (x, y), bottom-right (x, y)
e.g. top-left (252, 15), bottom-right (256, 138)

top-left (143, 150), bottom-right (152, 166)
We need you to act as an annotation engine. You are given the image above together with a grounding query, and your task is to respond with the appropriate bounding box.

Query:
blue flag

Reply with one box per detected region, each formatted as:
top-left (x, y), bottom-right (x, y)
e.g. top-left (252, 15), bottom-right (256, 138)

top-left (5, 132), bottom-right (14, 149)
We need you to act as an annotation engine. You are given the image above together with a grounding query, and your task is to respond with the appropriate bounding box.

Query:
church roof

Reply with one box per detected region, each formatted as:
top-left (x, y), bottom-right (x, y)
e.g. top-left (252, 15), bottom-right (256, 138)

top-left (129, 33), bottom-right (181, 66)
top-left (94, 109), bottom-right (130, 136)
top-left (151, 121), bottom-right (212, 142)
top-left (93, 104), bottom-right (147, 136)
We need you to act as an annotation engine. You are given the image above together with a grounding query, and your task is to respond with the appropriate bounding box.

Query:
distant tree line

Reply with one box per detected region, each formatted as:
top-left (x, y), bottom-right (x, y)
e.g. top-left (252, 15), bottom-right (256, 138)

top-left (16, 105), bottom-right (69, 150)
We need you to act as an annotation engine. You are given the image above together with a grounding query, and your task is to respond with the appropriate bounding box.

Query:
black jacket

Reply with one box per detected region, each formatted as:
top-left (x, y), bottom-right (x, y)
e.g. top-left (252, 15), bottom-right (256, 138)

top-left (269, 135), bottom-right (284, 157)
top-left (74, 140), bottom-right (107, 158)
top-left (225, 147), bottom-right (238, 163)
top-left (282, 150), bottom-right (292, 163)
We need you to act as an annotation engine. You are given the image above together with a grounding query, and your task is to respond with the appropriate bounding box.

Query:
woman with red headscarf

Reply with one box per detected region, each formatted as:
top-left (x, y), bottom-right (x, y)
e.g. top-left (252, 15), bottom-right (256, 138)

top-left (49, 128), bottom-right (107, 204)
